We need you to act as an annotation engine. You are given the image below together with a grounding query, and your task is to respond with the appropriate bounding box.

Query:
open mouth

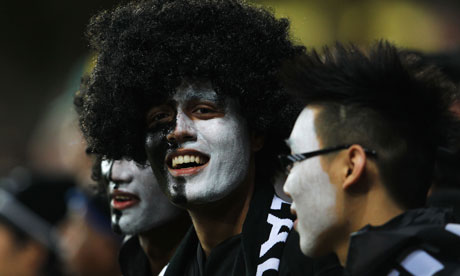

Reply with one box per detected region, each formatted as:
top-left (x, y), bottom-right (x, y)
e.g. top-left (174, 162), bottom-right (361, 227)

top-left (111, 191), bottom-right (140, 210)
top-left (166, 149), bottom-right (210, 176)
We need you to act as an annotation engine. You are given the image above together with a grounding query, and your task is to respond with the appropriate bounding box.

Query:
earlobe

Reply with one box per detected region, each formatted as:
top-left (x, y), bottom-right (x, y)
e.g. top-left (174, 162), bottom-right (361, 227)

top-left (342, 145), bottom-right (367, 190)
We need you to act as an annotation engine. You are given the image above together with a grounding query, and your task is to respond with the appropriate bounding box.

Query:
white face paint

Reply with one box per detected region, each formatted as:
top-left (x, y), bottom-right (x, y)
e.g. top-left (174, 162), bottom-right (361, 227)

top-left (283, 107), bottom-right (339, 256)
top-left (102, 159), bottom-right (182, 235)
top-left (145, 83), bottom-right (252, 205)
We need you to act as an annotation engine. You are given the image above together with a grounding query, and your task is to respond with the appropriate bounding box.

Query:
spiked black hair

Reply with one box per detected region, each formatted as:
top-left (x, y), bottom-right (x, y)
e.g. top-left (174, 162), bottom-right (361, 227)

top-left (75, 0), bottom-right (304, 183)
top-left (412, 49), bottom-right (460, 190)
top-left (281, 41), bottom-right (460, 209)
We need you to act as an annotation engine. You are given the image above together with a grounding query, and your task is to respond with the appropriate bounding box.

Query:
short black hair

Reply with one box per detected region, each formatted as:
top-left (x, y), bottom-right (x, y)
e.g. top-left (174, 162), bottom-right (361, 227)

top-left (281, 41), bottom-right (460, 209)
top-left (75, 0), bottom-right (304, 182)
top-left (412, 49), bottom-right (460, 84)
top-left (408, 49), bottom-right (460, 190)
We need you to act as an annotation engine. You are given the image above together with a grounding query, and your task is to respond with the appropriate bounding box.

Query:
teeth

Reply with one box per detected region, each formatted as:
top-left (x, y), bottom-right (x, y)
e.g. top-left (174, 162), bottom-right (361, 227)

top-left (171, 155), bottom-right (206, 168)
top-left (115, 195), bottom-right (131, 201)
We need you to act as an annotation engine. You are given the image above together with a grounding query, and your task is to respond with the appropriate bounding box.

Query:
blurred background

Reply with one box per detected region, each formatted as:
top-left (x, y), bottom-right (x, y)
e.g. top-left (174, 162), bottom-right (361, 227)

top-left (2, 0), bottom-right (460, 176)
top-left (0, 0), bottom-right (460, 274)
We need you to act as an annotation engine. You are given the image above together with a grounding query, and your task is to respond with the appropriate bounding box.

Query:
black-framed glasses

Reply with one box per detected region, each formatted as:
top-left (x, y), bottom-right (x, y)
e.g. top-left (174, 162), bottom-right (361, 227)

top-left (278, 144), bottom-right (377, 175)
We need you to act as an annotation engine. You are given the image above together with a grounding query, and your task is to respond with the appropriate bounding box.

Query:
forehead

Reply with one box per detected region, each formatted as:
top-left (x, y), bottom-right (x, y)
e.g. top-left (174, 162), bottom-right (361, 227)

top-left (287, 107), bottom-right (321, 153)
top-left (172, 82), bottom-right (224, 105)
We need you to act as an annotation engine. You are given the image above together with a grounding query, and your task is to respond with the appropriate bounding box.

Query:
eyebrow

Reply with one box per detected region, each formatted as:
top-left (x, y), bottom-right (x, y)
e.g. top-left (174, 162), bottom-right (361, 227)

top-left (182, 89), bottom-right (223, 104)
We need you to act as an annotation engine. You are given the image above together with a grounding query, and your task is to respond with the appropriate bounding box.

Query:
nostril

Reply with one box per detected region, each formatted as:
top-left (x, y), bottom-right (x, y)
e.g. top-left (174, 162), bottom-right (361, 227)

top-left (167, 129), bottom-right (197, 143)
top-left (166, 133), bottom-right (176, 142)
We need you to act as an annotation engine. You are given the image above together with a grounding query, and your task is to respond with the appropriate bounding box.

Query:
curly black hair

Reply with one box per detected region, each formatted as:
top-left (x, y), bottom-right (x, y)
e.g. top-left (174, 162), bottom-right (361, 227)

top-left (280, 41), bottom-right (460, 209)
top-left (75, 0), bottom-right (304, 183)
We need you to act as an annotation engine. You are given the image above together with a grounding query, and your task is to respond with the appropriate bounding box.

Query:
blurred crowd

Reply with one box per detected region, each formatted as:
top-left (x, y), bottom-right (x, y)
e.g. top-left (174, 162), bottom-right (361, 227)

top-left (1, 0), bottom-right (460, 276)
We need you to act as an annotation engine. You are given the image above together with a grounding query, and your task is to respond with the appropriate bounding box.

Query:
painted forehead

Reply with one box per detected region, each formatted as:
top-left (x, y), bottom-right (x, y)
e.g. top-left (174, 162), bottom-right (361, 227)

top-left (287, 107), bottom-right (321, 153)
top-left (172, 82), bottom-right (225, 106)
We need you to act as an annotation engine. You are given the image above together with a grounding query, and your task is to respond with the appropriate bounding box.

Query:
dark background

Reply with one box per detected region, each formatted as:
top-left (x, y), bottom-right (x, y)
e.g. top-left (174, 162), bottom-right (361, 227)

top-left (0, 0), bottom-right (115, 173)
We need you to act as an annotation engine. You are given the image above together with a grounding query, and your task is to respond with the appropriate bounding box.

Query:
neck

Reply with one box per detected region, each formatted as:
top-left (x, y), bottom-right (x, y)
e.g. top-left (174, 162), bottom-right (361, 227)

top-left (138, 212), bottom-right (190, 275)
top-left (188, 161), bottom-right (256, 257)
top-left (335, 180), bottom-right (405, 266)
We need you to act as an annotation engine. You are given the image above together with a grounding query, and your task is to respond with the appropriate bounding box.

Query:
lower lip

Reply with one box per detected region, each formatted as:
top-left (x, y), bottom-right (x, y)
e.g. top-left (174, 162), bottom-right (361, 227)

top-left (111, 198), bottom-right (140, 210)
top-left (168, 163), bottom-right (208, 177)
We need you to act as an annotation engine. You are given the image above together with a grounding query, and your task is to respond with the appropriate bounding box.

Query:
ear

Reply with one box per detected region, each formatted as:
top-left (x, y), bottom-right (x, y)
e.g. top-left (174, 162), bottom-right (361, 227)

top-left (250, 132), bottom-right (264, 152)
top-left (342, 145), bottom-right (367, 190)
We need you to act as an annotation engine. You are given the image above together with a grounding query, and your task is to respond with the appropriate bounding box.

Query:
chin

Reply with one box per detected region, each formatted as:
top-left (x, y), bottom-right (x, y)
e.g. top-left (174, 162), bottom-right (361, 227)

top-left (300, 241), bottom-right (321, 257)
top-left (299, 232), bottom-right (334, 258)
top-left (169, 193), bottom-right (188, 206)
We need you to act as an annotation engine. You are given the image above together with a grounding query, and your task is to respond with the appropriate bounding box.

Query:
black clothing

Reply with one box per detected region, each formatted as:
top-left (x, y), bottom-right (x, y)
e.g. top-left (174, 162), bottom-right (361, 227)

top-left (163, 184), bottom-right (340, 276)
top-left (427, 189), bottom-right (460, 222)
top-left (345, 208), bottom-right (460, 276)
top-left (119, 235), bottom-right (152, 276)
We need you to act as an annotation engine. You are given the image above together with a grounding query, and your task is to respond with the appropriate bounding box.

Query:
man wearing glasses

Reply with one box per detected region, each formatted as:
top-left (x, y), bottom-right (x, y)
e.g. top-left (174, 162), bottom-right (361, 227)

top-left (280, 42), bottom-right (460, 275)
top-left (74, 0), bottom-right (343, 275)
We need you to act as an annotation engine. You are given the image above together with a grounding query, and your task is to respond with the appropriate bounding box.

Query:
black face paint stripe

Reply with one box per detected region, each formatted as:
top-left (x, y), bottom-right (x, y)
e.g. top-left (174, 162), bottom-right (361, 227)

top-left (145, 115), bottom-right (187, 204)
top-left (112, 209), bottom-right (122, 234)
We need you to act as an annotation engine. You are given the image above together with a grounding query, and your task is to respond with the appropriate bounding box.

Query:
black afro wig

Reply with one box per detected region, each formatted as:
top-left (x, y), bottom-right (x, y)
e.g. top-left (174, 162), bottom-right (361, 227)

top-left (75, 0), bottom-right (305, 182)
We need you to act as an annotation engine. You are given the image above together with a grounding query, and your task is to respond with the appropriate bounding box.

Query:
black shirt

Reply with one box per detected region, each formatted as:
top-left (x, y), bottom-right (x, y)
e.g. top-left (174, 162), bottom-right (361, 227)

top-left (345, 208), bottom-right (460, 276)
top-left (163, 183), bottom-right (341, 276)
top-left (119, 235), bottom-right (152, 276)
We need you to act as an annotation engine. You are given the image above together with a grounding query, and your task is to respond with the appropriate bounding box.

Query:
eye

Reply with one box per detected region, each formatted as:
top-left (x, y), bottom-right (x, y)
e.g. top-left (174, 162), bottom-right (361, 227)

top-left (153, 112), bottom-right (170, 121)
top-left (189, 103), bottom-right (224, 120)
top-left (146, 106), bottom-right (175, 128)
top-left (193, 107), bottom-right (214, 114)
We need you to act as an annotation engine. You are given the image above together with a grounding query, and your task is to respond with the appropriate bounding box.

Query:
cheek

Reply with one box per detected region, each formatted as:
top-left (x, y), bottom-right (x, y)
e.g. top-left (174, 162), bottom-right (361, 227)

top-left (284, 166), bottom-right (305, 200)
top-left (145, 129), bottom-right (174, 194)
top-left (285, 159), bottom-right (334, 204)
top-left (196, 117), bottom-right (248, 151)
top-left (145, 124), bottom-right (176, 169)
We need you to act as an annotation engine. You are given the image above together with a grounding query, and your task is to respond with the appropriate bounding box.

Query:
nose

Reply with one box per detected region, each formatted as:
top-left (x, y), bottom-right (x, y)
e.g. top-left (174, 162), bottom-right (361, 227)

top-left (283, 177), bottom-right (292, 197)
top-left (166, 111), bottom-right (197, 144)
top-left (110, 160), bottom-right (134, 184)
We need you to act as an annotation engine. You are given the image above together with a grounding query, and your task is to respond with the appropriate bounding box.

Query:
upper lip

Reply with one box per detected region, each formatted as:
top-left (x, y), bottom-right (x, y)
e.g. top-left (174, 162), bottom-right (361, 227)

top-left (110, 190), bottom-right (139, 200)
top-left (165, 148), bottom-right (210, 168)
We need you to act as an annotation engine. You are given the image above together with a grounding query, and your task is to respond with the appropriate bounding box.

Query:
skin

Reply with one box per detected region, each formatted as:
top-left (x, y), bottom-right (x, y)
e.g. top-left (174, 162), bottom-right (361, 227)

top-left (103, 159), bottom-right (189, 275)
top-left (145, 82), bottom-right (252, 205)
top-left (283, 107), bottom-right (341, 257)
top-left (59, 215), bottom-right (121, 276)
top-left (283, 106), bottom-right (404, 265)
top-left (103, 159), bottom-right (182, 234)
top-left (145, 81), bottom-right (259, 256)
top-left (0, 225), bottom-right (46, 276)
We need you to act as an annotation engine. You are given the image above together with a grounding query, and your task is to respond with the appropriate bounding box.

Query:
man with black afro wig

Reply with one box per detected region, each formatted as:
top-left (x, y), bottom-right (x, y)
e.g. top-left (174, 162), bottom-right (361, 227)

top-left (75, 0), bottom-right (341, 275)
top-left (280, 41), bottom-right (460, 275)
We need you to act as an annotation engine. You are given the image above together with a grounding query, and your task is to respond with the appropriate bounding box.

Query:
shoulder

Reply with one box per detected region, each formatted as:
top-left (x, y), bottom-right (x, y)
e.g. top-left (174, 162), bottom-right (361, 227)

top-left (388, 222), bottom-right (460, 276)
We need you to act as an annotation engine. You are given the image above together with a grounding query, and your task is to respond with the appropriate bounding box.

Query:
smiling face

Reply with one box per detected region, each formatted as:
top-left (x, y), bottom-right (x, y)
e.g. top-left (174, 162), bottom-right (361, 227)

top-left (101, 159), bottom-right (182, 235)
top-left (144, 82), bottom-right (252, 206)
top-left (283, 107), bottom-right (340, 256)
